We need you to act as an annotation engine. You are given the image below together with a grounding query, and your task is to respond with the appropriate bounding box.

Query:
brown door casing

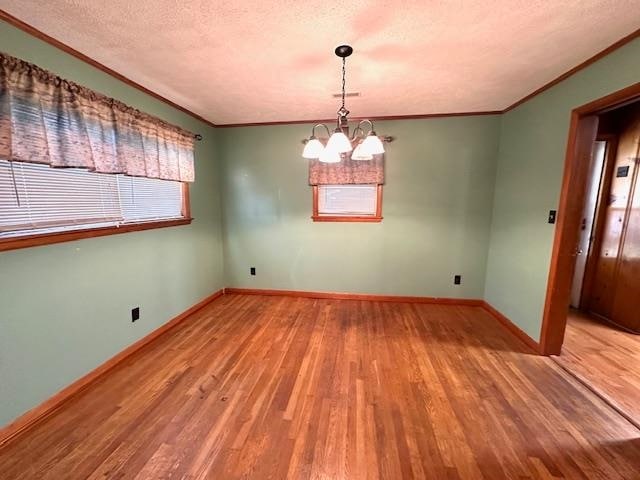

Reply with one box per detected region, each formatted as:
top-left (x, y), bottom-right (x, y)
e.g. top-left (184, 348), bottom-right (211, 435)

top-left (540, 81), bottom-right (640, 355)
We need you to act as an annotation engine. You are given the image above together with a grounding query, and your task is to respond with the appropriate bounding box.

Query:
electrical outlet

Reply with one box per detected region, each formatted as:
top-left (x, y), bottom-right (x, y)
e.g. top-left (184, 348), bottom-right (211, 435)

top-left (131, 307), bottom-right (140, 322)
top-left (250, 267), bottom-right (256, 276)
top-left (454, 275), bottom-right (461, 285)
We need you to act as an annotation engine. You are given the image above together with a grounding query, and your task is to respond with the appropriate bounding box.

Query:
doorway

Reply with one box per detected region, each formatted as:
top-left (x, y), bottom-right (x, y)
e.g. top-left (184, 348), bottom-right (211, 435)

top-left (540, 83), bottom-right (640, 426)
top-left (577, 103), bottom-right (640, 331)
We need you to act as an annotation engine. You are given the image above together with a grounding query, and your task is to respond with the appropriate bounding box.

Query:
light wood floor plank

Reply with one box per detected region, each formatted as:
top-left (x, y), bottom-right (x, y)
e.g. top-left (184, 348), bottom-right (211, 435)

top-left (556, 310), bottom-right (640, 426)
top-left (0, 295), bottom-right (639, 479)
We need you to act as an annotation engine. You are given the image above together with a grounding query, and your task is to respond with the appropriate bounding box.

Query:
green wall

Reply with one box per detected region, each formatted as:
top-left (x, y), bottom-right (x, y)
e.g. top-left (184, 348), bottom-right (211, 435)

top-left (2, 13), bottom-right (638, 430)
top-left (0, 21), bottom-right (224, 426)
top-left (484, 38), bottom-right (640, 340)
top-left (218, 117), bottom-right (501, 298)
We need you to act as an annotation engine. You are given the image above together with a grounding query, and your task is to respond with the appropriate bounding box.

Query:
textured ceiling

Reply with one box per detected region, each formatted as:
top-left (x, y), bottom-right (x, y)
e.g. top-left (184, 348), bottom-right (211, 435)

top-left (1, 0), bottom-right (639, 125)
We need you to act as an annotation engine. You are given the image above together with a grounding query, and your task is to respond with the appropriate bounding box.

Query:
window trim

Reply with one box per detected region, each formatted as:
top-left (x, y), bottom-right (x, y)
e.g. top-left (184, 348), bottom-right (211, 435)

top-left (312, 184), bottom-right (383, 223)
top-left (0, 183), bottom-right (192, 252)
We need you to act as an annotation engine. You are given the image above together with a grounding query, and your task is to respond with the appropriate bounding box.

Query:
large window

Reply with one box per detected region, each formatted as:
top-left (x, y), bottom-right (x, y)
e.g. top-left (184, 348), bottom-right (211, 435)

top-left (0, 160), bottom-right (190, 251)
top-left (312, 184), bottom-right (382, 222)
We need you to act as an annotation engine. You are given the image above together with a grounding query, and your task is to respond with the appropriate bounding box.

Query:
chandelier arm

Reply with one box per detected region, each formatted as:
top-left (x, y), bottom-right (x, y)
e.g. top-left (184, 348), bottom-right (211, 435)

top-left (350, 126), bottom-right (365, 141)
top-left (356, 119), bottom-right (375, 134)
top-left (312, 123), bottom-right (331, 138)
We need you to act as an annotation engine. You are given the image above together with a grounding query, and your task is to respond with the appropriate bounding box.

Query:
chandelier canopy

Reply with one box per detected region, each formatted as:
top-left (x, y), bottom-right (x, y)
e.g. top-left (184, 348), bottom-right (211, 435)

top-left (302, 45), bottom-right (389, 163)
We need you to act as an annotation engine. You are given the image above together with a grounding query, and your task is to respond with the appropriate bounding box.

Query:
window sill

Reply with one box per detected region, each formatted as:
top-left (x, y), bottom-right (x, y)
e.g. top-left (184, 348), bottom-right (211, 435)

top-left (0, 218), bottom-right (193, 252)
top-left (312, 215), bottom-right (383, 223)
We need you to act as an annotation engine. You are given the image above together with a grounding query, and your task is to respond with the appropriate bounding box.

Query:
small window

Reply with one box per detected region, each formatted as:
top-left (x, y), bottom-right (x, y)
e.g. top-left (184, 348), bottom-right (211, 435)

top-left (0, 160), bottom-right (190, 250)
top-left (312, 184), bottom-right (382, 222)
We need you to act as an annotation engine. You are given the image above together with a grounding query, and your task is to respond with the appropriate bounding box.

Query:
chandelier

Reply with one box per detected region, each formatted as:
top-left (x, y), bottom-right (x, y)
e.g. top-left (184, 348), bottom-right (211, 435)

top-left (302, 45), bottom-right (389, 163)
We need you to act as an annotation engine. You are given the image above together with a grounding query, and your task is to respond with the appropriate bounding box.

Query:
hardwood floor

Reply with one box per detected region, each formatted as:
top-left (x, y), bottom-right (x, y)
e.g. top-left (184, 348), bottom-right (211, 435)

top-left (555, 309), bottom-right (640, 426)
top-left (0, 294), bottom-right (639, 479)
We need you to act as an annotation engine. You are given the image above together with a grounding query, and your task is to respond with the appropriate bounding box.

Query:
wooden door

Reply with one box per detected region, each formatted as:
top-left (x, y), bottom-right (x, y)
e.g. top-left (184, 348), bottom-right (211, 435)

top-left (609, 111), bottom-right (640, 332)
top-left (570, 140), bottom-right (607, 308)
top-left (584, 106), bottom-right (640, 332)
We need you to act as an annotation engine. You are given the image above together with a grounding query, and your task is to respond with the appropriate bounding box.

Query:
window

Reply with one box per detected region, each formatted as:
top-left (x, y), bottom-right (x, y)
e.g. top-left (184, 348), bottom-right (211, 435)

top-left (0, 160), bottom-right (191, 251)
top-left (312, 184), bottom-right (382, 222)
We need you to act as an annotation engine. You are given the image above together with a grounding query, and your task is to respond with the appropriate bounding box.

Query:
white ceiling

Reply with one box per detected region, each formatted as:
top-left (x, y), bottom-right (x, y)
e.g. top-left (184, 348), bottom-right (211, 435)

top-left (1, 1), bottom-right (639, 125)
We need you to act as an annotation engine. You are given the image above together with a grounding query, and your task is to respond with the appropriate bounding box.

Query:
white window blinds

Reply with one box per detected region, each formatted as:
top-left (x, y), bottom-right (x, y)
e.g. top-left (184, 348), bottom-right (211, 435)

top-left (118, 175), bottom-right (183, 223)
top-left (317, 184), bottom-right (378, 215)
top-left (0, 160), bottom-right (184, 238)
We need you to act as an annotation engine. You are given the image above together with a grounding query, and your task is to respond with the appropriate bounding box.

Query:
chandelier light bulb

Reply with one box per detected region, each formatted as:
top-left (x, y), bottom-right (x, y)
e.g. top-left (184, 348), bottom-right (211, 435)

top-left (326, 130), bottom-right (353, 153)
top-left (319, 146), bottom-right (341, 163)
top-left (351, 142), bottom-right (373, 161)
top-left (302, 137), bottom-right (324, 159)
top-left (361, 132), bottom-right (385, 155)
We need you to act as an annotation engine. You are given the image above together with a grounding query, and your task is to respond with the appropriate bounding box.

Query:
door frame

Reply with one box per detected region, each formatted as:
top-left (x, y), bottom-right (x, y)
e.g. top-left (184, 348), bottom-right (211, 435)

top-left (539, 81), bottom-right (640, 355)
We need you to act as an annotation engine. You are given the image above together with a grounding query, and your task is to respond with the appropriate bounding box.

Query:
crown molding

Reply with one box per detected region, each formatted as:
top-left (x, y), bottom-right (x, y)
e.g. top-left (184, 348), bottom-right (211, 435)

top-left (2, 9), bottom-right (639, 127)
top-left (503, 27), bottom-right (640, 113)
top-left (0, 9), bottom-right (217, 128)
top-left (215, 111), bottom-right (502, 128)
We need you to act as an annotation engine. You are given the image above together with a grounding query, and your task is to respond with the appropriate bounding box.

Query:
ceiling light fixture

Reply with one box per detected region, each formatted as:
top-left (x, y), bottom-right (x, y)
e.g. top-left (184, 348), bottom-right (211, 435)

top-left (302, 45), bottom-right (392, 163)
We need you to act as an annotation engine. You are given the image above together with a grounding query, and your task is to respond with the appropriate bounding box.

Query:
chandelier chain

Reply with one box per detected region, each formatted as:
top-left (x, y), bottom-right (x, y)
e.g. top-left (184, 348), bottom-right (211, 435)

top-left (341, 57), bottom-right (346, 110)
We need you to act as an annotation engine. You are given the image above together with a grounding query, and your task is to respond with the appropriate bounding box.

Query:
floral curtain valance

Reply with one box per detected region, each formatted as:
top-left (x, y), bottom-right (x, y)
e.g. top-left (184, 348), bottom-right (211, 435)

top-left (0, 52), bottom-right (195, 182)
top-left (308, 156), bottom-right (384, 185)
